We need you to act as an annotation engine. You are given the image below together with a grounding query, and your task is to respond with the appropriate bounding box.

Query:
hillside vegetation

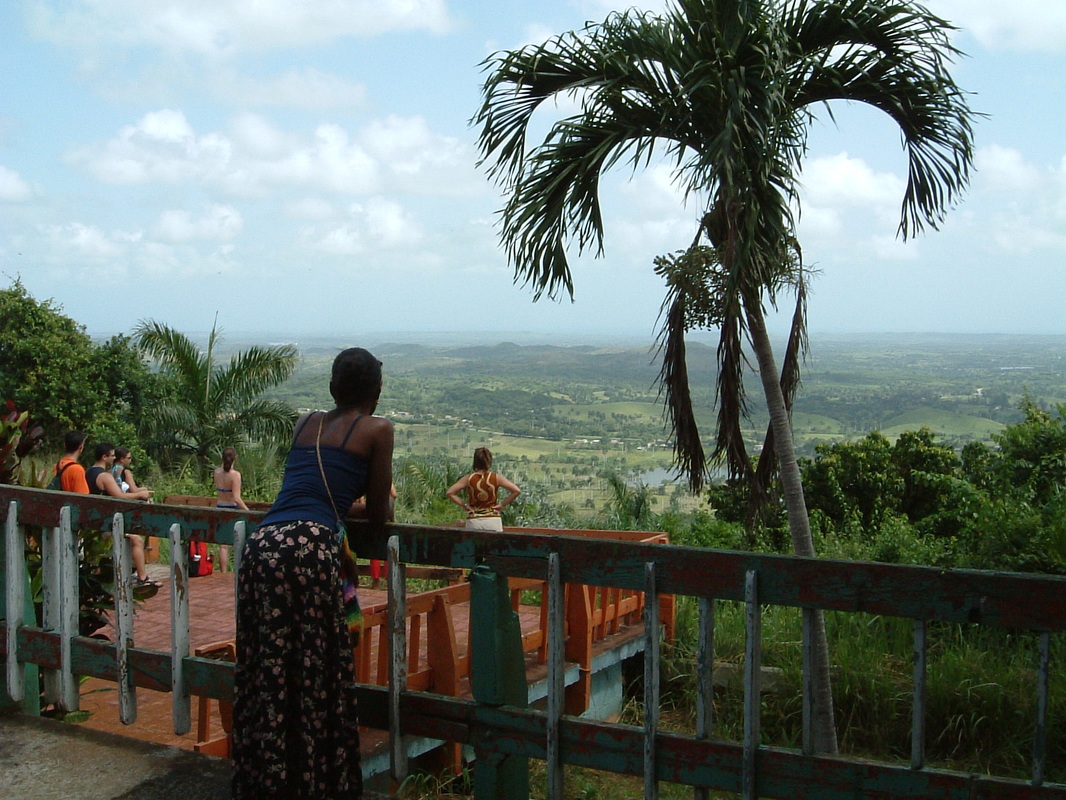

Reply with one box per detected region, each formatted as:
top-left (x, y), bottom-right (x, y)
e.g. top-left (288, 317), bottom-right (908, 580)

top-left (261, 333), bottom-right (1066, 518)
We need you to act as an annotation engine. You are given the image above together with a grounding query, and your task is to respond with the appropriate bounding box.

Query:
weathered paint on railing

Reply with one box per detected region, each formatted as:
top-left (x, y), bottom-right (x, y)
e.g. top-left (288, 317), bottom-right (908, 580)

top-left (2, 484), bottom-right (1066, 800)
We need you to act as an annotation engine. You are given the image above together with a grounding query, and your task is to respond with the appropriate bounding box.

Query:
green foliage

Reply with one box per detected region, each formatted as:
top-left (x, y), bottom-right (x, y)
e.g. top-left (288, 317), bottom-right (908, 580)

top-left (1, 400), bottom-right (45, 484)
top-left (394, 454), bottom-right (467, 525)
top-left (0, 280), bottom-right (107, 437)
top-left (134, 319), bottom-right (298, 473)
top-left (21, 526), bottom-right (156, 641)
top-left (989, 397), bottom-right (1066, 507)
top-left (803, 431), bottom-right (902, 530)
top-left (597, 473), bottom-right (656, 530)
top-left (0, 280), bottom-right (173, 469)
top-left (782, 402), bottom-right (1066, 575)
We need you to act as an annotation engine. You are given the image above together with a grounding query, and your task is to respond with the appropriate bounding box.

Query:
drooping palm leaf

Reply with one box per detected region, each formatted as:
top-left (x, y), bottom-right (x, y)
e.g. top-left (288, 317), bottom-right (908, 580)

top-left (655, 294), bottom-right (706, 491)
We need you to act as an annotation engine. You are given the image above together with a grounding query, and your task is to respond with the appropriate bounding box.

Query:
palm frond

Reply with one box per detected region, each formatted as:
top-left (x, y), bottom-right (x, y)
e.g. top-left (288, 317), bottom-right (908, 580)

top-left (783, 0), bottom-right (976, 237)
top-left (231, 399), bottom-right (298, 447)
top-left (211, 345), bottom-right (299, 411)
top-left (711, 300), bottom-right (752, 482)
top-left (133, 320), bottom-right (208, 394)
top-left (656, 293), bottom-right (707, 491)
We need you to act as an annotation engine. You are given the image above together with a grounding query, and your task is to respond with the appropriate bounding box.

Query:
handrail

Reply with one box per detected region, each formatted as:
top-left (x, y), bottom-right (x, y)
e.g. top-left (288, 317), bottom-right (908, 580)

top-left (2, 484), bottom-right (1065, 799)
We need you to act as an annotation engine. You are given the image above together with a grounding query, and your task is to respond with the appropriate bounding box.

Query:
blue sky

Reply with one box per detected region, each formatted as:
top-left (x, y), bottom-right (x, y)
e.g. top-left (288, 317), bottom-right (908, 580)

top-left (1, 0), bottom-right (1064, 342)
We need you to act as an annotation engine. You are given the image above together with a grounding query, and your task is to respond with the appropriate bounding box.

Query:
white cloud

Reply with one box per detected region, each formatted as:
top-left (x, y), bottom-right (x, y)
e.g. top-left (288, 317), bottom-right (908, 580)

top-left (0, 166), bottom-right (33, 202)
top-left (154, 205), bottom-right (243, 242)
top-left (29, 0), bottom-right (455, 58)
top-left (68, 109), bottom-right (230, 185)
top-left (928, 0), bottom-right (1066, 52)
top-left (136, 241), bottom-right (241, 278)
top-left (302, 196), bottom-right (422, 255)
top-left (40, 222), bottom-right (133, 259)
top-left (796, 152), bottom-right (906, 238)
top-left (797, 206), bottom-right (843, 238)
top-left (361, 115), bottom-right (485, 195)
top-left (974, 144), bottom-right (1042, 192)
top-left (69, 110), bottom-right (380, 196)
top-left (228, 113), bottom-right (298, 160)
top-left (967, 148), bottom-right (1066, 252)
top-left (800, 152), bottom-right (906, 210)
top-left (987, 207), bottom-right (1066, 253)
top-left (1055, 155), bottom-right (1066, 221)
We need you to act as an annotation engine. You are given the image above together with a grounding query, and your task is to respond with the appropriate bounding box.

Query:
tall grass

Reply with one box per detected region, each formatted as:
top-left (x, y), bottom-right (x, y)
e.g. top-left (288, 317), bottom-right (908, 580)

top-left (660, 597), bottom-right (1064, 781)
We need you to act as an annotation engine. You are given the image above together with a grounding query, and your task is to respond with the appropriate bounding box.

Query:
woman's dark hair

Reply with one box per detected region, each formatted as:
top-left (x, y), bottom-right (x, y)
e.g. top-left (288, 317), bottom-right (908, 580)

top-left (330, 347), bottom-right (383, 408)
top-left (222, 446), bottom-right (237, 472)
top-left (115, 446), bottom-right (131, 461)
top-left (472, 447), bottom-right (493, 472)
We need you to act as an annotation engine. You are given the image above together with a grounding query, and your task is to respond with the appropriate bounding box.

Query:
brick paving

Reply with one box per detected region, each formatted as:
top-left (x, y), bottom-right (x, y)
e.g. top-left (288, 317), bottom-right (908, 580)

top-left (75, 566), bottom-right (547, 753)
top-left (77, 564), bottom-right (391, 750)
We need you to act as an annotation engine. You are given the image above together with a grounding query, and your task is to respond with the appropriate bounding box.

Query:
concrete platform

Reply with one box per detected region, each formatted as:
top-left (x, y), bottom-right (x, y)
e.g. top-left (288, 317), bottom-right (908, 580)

top-left (0, 713), bottom-right (232, 800)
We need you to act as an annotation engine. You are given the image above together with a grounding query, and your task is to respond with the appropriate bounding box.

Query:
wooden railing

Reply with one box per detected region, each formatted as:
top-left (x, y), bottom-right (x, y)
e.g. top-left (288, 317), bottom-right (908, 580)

top-left (3, 485), bottom-right (1066, 800)
top-left (159, 495), bottom-right (674, 721)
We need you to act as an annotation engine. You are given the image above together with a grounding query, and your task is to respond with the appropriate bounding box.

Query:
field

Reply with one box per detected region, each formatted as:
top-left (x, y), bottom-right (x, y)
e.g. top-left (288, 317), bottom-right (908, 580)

top-left (261, 332), bottom-right (1066, 520)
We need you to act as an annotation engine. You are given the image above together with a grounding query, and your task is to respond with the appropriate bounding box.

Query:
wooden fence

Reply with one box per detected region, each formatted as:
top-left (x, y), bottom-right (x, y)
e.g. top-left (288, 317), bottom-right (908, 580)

top-left (3, 485), bottom-right (1066, 799)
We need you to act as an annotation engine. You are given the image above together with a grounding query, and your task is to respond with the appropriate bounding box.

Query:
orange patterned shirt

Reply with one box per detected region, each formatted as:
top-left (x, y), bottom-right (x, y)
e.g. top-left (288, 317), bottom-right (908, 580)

top-left (467, 471), bottom-right (500, 518)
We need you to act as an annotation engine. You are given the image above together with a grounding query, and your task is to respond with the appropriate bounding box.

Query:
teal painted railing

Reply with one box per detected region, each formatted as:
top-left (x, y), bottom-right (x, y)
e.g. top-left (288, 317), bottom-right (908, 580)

top-left (2, 484), bottom-right (1066, 799)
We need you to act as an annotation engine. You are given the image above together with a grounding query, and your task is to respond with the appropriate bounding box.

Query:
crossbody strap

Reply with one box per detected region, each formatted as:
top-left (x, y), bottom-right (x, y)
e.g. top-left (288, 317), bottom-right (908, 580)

top-left (315, 412), bottom-right (343, 530)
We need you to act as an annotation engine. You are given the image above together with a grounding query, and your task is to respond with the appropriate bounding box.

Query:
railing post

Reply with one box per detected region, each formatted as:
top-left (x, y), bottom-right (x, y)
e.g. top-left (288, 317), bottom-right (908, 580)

top-left (1033, 631), bottom-right (1051, 786)
top-left (912, 619), bottom-right (928, 769)
top-left (743, 570), bottom-right (761, 800)
top-left (469, 564), bottom-right (530, 800)
top-left (644, 561), bottom-right (660, 800)
top-left (111, 513), bottom-right (137, 724)
top-left (232, 519), bottom-right (247, 629)
top-left (387, 534), bottom-right (408, 783)
top-left (169, 522), bottom-right (191, 735)
top-left (694, 596), bottom-right (715, 800)
top-left (41, 505), bottom-right (79, 712)
top-left (3, 500), bottom-right (39, 714)
top-left (546, 552), bottom-right (564, 800)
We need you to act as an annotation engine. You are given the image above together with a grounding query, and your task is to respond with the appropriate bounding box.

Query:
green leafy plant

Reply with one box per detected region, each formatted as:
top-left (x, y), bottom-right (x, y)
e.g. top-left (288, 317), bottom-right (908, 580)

top-left (0, 399), bottom-right (45, 485)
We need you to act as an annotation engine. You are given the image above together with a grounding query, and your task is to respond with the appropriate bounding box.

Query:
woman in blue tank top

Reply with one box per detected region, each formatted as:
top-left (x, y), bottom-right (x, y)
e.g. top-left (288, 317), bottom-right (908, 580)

top-left (232, 347), bottom-right (394, 800)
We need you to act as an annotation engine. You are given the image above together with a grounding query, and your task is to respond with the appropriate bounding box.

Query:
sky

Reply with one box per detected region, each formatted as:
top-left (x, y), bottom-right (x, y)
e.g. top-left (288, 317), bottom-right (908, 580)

top-left (1, 0), bottom-right (1064, 344)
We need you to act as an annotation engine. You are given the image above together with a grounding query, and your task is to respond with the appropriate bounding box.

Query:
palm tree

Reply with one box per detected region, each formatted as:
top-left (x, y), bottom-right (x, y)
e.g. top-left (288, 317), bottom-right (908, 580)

top-left (133, 319), bottom-right (299, 474)
top-left (600, 472), bottom-right (656, 531)
top-left (474, 0), bottom-right (975, 753)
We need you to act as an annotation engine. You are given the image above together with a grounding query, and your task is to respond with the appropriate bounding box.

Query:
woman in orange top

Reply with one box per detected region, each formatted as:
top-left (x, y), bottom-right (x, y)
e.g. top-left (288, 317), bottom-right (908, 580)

top-left (446, 447), bottom-right (521, 532)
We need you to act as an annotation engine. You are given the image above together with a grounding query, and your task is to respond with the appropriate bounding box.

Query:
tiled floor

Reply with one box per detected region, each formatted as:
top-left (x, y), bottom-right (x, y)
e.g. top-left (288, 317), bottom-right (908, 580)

top-left (73, 564), bottom-right (629, 765)
top-left (77, 564), bottom-right (391, 750)
top-left (75, 566), bottom-right (547, 752)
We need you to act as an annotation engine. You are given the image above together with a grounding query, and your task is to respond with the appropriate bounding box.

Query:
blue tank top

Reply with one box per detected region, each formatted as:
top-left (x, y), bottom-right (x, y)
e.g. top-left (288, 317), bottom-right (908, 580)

top-left (260, 415), bottom-right (371, 531)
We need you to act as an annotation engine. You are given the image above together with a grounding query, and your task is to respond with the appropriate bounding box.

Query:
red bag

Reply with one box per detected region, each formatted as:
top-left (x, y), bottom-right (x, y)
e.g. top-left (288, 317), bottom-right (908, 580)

top-left (188, 536), bottom-right (214, 577)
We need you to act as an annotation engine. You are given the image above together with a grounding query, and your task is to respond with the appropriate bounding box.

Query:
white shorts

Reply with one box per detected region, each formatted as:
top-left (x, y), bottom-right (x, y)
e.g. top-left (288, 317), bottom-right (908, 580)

top-left (465, 516), bottom-right (503, 532)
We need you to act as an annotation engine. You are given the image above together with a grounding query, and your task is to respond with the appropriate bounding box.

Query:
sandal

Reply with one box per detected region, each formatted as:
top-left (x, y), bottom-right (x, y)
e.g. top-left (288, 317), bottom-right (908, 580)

top-left (134, 575), bottom-right (161, 588)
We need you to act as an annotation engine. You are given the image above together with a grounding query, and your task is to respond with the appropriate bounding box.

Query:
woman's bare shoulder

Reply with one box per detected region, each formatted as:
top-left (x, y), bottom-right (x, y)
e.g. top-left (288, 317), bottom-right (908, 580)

top-left (363, 414), bottom-right (394, 434)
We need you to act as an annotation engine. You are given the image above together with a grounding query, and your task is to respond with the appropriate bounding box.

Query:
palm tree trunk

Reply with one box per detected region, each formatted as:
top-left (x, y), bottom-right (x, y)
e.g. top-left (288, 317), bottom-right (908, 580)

top-left (745, 299), bottom-right (839, 755)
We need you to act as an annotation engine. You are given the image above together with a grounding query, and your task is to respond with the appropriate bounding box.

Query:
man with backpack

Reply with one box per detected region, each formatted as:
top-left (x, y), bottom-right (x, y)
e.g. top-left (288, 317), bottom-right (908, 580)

top-left (52, 431), bottom-right (89, 493)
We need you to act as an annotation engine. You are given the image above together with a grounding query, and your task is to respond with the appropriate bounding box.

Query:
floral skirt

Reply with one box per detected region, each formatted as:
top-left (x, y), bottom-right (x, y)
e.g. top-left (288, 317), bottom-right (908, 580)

top-left (231, 520), bottom-right (362, 799)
